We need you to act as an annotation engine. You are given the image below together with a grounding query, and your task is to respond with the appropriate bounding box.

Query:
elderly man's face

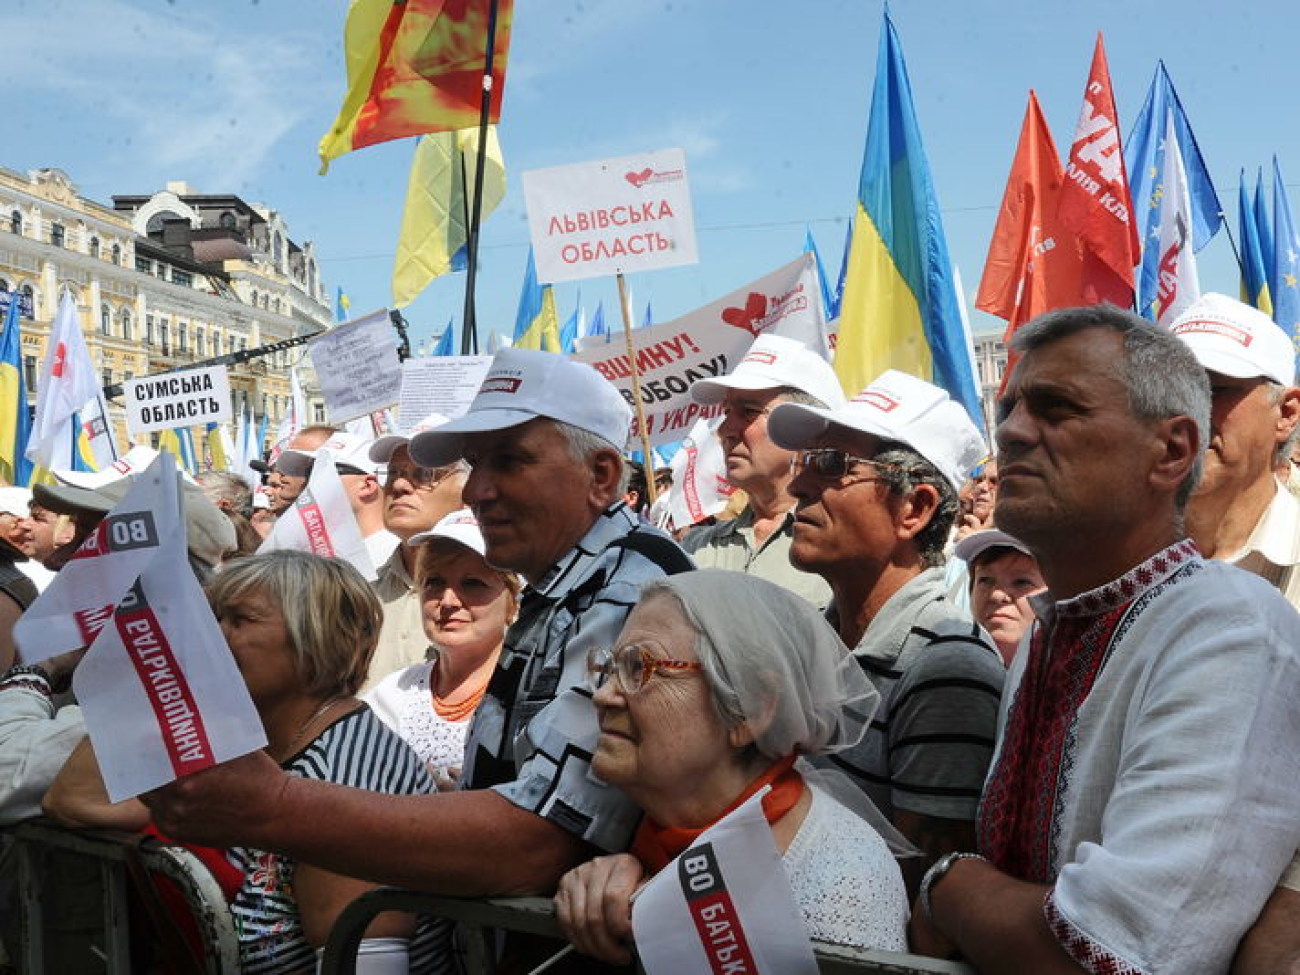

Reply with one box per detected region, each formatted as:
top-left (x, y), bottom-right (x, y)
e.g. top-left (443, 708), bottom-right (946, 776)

top-left (1196, 371), bottom-right (1299, 497)
top-left (462, 419), bottom-right (612, 582)
top-left (381, 444), bottom-right (465, 540)
top-left (994, 329), bottom-right (1162, 544)
top-left (716, 389), bottom-right (795, 493)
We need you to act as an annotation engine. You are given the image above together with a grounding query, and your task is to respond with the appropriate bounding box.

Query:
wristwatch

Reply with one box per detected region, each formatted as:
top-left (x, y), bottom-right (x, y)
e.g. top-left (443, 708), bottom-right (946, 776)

top-left (919, 851), bottom-right (985, 921)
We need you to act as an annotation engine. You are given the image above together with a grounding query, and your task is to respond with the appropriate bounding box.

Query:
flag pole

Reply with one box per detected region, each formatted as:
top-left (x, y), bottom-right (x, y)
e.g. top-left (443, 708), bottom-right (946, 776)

top-left (615, 272), bottom-right (658, 505)
top-left (460, 0), bottom-right (501, 356)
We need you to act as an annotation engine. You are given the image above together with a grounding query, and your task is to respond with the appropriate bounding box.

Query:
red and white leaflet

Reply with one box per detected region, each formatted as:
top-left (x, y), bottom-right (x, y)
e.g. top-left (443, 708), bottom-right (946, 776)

top-left (632, 790), bottom-right (818, 975)
top-left (666, 417), bottom-right (735, 531)
top-left (74, 533), bottom-right (266, 802)
top-left (258, 448), bottom-right (376, 580)
top-left (14, 455), bottom-right (182, 661)
top-left (523, 148), bottom-right (699, 285)
top-left (573, 254), bottom-right (829, 447)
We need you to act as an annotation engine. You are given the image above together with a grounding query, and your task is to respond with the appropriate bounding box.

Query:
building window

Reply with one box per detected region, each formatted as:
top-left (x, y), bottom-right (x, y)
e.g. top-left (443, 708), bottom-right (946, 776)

top-left (213, 333), bottom-right (223, 356)
top-left (100, 304), bottom-right (112, 336)
top-left (250, 289), bottom-right (258, 307)
top-left (120, 310), bottom-right (132, 341)
top-left (272, 298), bottom-right (281, 313)
top-left (160, 322), bottom-right (170, 354)
top-left (173, 269), bottom-right (192, 287)
top-left (112, 243), bottom-right (121, 265)
top-left (196, 327), bottom-right (205, 356)
top-left (24, 356), bottom-right (38, 390)
top-left (220, 211), bottom-right (236, 230)
top-left (145, 314), bottom-right (155, 345)
top-left (273, 232), bottom-right (283, 266)
top-left (19, 285), bottom-right (34, 319)
top-left (0, 279), bottom-right (8, 292)
top-left (178, 324), bottom-right (188, 352)
top-left (89, 237), bottom-right (100, 259)
top-left (51, 223), bottom-right (65, 248)
top-left (9, 211), bottom-right (21, 235)
top-left (135, 255), bottom-right (151, 273)
top-left (313, 403), bottom-right (326, 424)
top-left (102, 368), bottom-right (112, 388)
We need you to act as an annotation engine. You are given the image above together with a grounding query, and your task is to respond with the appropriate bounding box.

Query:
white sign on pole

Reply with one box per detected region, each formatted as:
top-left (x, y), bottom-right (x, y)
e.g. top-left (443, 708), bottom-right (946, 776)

top-left (523, 148), bottom-right (699, 284)
top-left (309, 309), bottom-right (403, 423)
top-left (572, 253), bottom-right (829, 446)
top-left (395, 356), bottom-right (493, 430)
top-left (123, 365), bottom-right (231, 436)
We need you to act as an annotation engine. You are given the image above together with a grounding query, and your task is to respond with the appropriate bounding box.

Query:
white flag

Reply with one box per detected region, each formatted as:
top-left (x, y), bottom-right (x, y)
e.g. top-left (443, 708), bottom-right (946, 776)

top-left (666, 417), bottom-right (735, 531)
top-left (26, 290), bottom-right (101, 470)
top-left (1153, 112), bottom-right (1200, 326)
top-left (632, 790), bottom-right (818, 975)
top-left (15, 454), bottom-right (182, 661)
top-left (258, 448), bottom-right (376, 580)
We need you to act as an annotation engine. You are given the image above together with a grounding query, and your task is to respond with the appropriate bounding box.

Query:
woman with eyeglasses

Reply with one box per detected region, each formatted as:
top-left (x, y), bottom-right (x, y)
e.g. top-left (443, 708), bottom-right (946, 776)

top-left (554, 569), bottom-right (909, 963)
top-left (365, 509), bottom-right (518, 789)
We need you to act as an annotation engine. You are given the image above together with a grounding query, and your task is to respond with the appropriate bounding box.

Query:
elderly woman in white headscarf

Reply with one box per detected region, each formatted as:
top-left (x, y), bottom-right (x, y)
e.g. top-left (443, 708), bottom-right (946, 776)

top-left (555, 570), bottom-right (909, 963)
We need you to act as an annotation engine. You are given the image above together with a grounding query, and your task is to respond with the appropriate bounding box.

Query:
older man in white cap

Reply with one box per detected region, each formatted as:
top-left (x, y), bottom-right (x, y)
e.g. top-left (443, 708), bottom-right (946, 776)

top-left (1170, 293), bottom-right (1300, 607)
top-left (769, 369), bottom-right (1004, 885)
top-left (683, 333), bottom-right (844, 606)
top-left (146, 348), bottom-right (692, 901)
top-left (363, 413), bottom-right (467, 690)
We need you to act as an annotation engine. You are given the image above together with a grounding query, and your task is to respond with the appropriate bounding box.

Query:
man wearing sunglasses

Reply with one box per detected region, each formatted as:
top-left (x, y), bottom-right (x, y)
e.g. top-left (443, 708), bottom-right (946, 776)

top-left (147, 349), bottom-right (690, 905)
top-left (769, 369), bottom-right (1003, 888)
top-left (362, 413), bottom-right (468, 691)
top-left (684, 333), bottom-right (843, 607)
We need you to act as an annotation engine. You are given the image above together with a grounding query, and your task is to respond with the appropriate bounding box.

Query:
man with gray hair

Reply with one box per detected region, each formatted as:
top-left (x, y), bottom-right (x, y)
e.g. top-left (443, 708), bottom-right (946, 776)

top-left (911, 305), bottom-right (1300, 974)
top-left (146, 348), bottom-right (692, 900)
top-left (683, 333), bottom-right (843, 606)
top-left (768, 369), bottom-right (1003, 885)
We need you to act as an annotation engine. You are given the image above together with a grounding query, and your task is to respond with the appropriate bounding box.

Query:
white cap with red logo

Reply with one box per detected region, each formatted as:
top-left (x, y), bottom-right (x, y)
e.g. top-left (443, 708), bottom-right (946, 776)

top-left (1170, 292), bottom-right (1295, 386)
top-left (768, 369), bottom-right (986, 492)
top-left (277, 431), bottom-right (382, 478)
top-left (409, 348), bottom-right (632, 468)
top-left (55, 445), bottom-right (163, 489)
top-left (689, 334), bottom-right (845, 408)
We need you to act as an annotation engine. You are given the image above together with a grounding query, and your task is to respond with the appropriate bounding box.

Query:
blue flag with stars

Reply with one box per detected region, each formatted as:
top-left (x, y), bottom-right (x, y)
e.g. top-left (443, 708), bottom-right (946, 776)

top-left (1271, 157), bottom-right (1300, 365)
top-left (1124, 61), bottom-right (1221, 321)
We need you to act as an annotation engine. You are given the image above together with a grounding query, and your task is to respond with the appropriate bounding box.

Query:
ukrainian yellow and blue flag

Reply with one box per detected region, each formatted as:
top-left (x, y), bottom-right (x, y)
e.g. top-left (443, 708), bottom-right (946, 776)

top-left (834, 13), bottom-right (982, 430)
top-left (0, 295), bottom-right (33, 485)
top-left (511, 248), bottom-right (561, 352)
top-left (1240, 170), bottom-right (1273, 314)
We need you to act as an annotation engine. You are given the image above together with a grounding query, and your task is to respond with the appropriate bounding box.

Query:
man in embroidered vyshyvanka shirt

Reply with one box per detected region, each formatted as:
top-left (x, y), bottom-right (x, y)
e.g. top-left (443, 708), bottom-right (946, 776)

top-left (910, 305), bottom-right (1300, 975)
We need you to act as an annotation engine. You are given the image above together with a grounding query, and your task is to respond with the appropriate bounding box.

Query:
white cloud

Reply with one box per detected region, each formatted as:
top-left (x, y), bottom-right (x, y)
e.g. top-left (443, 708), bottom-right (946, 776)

top-left (0, 0), bottom-right (324, 189)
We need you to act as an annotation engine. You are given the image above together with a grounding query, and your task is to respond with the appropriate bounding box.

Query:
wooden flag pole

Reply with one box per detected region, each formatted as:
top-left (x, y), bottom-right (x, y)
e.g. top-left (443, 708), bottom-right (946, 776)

top-left (615, 272), bottom-right (658, 506)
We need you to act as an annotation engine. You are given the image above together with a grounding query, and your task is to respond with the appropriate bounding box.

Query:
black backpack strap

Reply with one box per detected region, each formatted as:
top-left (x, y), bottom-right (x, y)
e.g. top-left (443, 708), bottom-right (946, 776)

top-left (606, 530), bottom-right (696, 576)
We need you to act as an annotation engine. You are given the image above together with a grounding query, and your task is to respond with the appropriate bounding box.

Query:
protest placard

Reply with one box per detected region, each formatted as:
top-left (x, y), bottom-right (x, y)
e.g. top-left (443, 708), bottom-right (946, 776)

top-left (308, 309), bottom-right (403, 422)
top-left (572, 253), bottom-right (830, 446)
top-left (523, 148), bottom-right (699, 284)
top-left (123, 364), bottom-right (231, 436)
top-left (632, 790), bottom-right (818, 975)
top-left (394, 355), bottom-right (493, 430)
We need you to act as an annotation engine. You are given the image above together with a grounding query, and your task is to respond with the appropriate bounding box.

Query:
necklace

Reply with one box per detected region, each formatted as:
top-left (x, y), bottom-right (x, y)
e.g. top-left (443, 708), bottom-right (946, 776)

top-left (431, 662), bottom-right (490, 723)
top-left (284, 697), bottom-right (346, 757)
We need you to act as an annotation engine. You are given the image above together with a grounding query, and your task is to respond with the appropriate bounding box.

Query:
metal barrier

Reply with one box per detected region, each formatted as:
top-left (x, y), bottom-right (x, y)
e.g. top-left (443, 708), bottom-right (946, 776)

top-left (4, 819), bottom-right (240, 974)
top-left (319, 887), bottom-right (975, 975)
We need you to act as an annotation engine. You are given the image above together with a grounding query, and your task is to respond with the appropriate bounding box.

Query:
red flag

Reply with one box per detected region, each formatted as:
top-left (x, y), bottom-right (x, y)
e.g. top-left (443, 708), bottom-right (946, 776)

top-left (977, 92), bottom-right (1085, 387)
top-left (1058, 34), bottom-right (1139, 307)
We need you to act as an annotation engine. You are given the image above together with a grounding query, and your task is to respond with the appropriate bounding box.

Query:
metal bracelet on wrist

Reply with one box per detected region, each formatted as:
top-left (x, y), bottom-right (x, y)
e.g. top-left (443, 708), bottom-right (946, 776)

top-left (0, 664), bottom-right (55, 695)
top-left (919, 851), bottom-right (985, 922)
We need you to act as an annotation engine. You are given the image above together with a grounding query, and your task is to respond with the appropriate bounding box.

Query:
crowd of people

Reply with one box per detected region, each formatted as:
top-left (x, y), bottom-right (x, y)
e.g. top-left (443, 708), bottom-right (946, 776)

top-left (2, 293), bottom-right (1300, 974)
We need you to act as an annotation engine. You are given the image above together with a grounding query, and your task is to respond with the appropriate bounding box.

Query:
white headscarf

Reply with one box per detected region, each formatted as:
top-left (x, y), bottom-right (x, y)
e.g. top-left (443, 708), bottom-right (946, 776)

top-left (642, 570), bottom-right (878, 759)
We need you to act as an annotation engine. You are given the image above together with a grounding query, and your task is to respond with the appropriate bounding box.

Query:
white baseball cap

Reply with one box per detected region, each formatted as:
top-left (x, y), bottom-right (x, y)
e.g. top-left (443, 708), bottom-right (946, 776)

top-left (409, 348), bottom-right (632, 468)
top-left (690, 334), bottom-right (846, 408)
top-left (953, 528), bottom-right (1034, 565)
top-left (277, 431), bottom-right (381, 478)
top-left (768, 369), bottom-right (987, 492)
top-left (55, 445), bottom-right (162, 489)
top-left (369, 413), bottom-right (451, 465)
top-left (1170, 293), bottom-right (1296, 386)
top-left (406, 507), bottom-right (485, 556)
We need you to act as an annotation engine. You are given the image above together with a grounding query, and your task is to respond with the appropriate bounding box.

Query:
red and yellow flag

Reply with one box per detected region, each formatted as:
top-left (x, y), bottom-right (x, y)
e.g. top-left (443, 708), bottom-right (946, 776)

top-left (1058, 34), bottom-right (1138, 308)
top-left (977, 91), bottom-right (1084, 385)
top-left (319, 0), bottom-right (513, 173)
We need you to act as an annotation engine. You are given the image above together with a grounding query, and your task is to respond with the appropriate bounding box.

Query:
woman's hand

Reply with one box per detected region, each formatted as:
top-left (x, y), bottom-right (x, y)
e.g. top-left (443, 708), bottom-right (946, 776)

top-left (554, 853), bottom-right (646, 965)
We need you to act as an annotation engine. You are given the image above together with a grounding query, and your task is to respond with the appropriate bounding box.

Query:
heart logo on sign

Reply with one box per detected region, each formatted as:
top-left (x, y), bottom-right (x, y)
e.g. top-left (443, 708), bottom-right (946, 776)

top-left (720, 293), bottom-right (769, 336)
top-left (624, 168), bottom-right (654, 188)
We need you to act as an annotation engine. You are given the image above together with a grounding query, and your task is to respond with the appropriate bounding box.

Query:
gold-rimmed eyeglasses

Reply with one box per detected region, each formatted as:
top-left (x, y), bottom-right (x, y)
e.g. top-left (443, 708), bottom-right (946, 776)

top-left (586, 642), bottom-right (703, 694)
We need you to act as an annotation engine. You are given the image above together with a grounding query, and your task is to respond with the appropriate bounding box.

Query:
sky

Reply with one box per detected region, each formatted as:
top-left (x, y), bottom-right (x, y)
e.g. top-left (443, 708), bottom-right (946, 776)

top-left (3, 0), bottom-right (1298, 355)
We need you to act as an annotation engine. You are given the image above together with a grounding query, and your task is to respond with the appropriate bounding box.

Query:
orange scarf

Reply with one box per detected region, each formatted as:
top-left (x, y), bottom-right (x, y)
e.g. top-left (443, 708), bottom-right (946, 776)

top-left (629, 756), bottom-right (803, 874)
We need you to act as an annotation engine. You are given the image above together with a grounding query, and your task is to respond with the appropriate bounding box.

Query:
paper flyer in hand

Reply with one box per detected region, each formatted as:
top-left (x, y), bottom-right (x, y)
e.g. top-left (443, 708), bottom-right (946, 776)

top-left (631, 790), bottom-right (818, 975)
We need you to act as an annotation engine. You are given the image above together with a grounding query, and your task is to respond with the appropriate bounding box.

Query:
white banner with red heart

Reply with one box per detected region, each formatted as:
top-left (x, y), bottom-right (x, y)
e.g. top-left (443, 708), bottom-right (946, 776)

top-left (573, 253), bottom-right (831, 446)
